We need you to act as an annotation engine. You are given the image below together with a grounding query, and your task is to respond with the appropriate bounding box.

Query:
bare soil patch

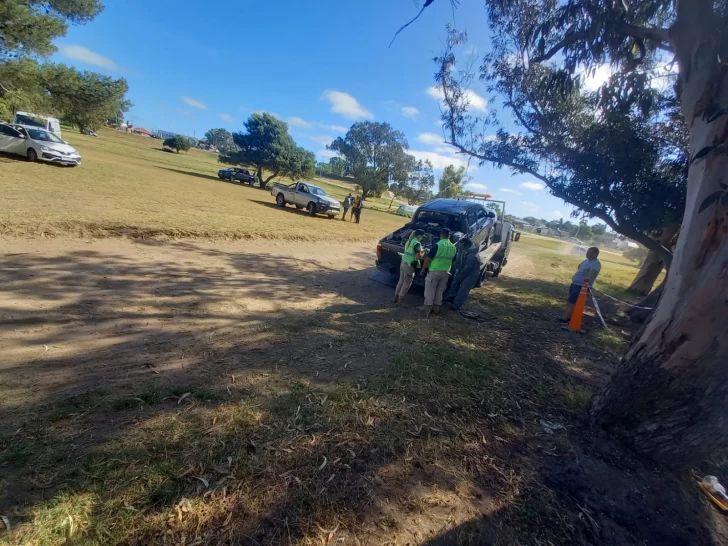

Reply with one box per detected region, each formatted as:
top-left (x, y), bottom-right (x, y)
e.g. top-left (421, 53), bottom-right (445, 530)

top-left (1, 237), bottom-right (726, 545)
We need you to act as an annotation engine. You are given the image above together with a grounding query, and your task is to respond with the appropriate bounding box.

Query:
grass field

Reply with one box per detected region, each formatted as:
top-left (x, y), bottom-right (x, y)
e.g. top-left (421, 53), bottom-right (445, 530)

top-left (2, 127), bottom-right (704, 546)
top-left (0, 128), bottom-right (405, 242)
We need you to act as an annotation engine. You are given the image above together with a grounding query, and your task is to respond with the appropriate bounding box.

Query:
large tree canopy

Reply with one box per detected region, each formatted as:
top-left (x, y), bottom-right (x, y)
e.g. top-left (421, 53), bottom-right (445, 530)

top-left (435, 27), bottom-right (687, 264)
top-left (411, 0), bottom-right (728, 468)
top-left (220, 114), bottom-right (315, 186)
top-left (0, 58), bottom-right (131, 129)
top-left (204, 128), bottom-right (234, 153)
top-left (0, 0), bottom-right (103, 58)
top-left (328, 122), bottom-right (413, 198)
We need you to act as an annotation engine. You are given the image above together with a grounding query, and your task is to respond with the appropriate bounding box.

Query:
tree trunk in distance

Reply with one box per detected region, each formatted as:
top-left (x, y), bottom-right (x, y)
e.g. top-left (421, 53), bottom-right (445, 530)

top-left (628, 225), bottom-right (679, 295)
top-left (627, 281), bottom-right (664, 323)
top-left (591, 7), bottom-right (728, 468)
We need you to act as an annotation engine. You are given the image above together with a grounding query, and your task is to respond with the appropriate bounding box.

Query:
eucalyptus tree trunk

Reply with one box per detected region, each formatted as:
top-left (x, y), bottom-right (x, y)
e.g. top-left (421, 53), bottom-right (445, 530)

top-left (591, 4), bottom-right (728, 468)
top-left (628, 225), bottom-right (679, 295)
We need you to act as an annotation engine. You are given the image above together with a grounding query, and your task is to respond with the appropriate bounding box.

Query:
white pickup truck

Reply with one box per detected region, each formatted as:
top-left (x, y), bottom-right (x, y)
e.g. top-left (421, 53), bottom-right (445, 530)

top-left (271, 181), bottom-right (342, 218)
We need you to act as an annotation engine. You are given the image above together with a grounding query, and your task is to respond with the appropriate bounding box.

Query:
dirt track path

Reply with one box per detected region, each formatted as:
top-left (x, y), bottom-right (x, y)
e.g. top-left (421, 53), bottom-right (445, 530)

top-left (0, 237), bottom-right (396, 416)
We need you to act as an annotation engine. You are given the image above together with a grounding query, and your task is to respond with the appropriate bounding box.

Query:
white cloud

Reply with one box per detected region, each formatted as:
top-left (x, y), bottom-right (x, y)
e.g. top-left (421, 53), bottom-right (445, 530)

top-left (485, 134), bottom-right (498, 142)
top-left (426, 86), bottom-right (488, 113)
top-left (401, 106), bottom-right (420, 119)
top-left (551, 210), bottom-right (564, 218)
top-left (310, 135), bottom-right (334, 147)
top-left (181, 96), bottom-right (207, 110)
top-left (409, 150), bottom-right (468, 170)
top-left (418, 132), bottom-right (444, 146)
top-left (499, 188), bottom-right (520, 195)
top-left (318, 149), bottom-right (338, 159)
top-left (519, 181), bottom-right (544, 191)
top-left (329, 124), bottom-right (348, 132)
top-left (321, 90), bottom-right (373, 120)
top-left (466, 183), bottom-right (487, 192)
top-left (218, 113), bottom-right (236, 123)
top-left (288, 116), bottom-right (312, 128)
top-left (58, 45), bottom-right (121, 71)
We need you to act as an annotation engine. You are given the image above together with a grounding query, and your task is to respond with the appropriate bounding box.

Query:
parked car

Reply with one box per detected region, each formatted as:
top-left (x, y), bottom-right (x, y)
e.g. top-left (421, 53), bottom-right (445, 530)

top-left (218, 167), bottom-right (261, 186)
top-left (376, 198), bottom-right (514, 287)
top-left (81, 128), bottom-right (98, 137)
top-left (271, 181), bottom-right (341, 218)
top-left (396, 204), bottom-right (418, 217)
top-left (0, 123), bottom-right (81, 166)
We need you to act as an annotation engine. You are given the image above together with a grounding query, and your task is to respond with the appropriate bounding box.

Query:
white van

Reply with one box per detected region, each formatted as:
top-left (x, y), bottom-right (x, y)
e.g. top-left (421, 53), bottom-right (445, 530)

top-left (13, 112), bottom-right (62, 138)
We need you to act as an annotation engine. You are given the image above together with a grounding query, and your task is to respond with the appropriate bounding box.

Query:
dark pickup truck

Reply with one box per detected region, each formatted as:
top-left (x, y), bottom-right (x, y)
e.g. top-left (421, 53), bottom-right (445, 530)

top-left (376, 198), bottom-right (515, 287)
top-left (218, 167), bottom-right (261, 187)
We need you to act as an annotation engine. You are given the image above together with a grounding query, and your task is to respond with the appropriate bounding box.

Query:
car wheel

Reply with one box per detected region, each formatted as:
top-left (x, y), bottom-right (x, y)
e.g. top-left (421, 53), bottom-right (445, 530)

top-left (276, 193), bottom-right (286, 207)
top-left (327, 214), bottom-right (336, 219)
top-left (307, 202), bottom-right (317, 216)
top-left (27, 148), bottom-right (38, 162)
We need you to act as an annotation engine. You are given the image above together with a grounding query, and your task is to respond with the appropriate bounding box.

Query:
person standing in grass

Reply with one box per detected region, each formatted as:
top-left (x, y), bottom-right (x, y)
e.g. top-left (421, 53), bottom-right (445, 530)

top-left (420, 228), bottom-right (457, 316)
top-left (561, 246), bottom-right (601, 322)
top-left (394, 229), bottom-right (425, 305)
top-left (342, 193), bottom-right (353, 220)
top-left (352, 195), bottom-right (363, 224)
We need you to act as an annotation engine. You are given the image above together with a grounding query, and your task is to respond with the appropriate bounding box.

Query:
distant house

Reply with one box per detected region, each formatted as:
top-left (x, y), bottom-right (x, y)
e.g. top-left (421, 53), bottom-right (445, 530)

top-left (133, 127), bottom-right (152, 137)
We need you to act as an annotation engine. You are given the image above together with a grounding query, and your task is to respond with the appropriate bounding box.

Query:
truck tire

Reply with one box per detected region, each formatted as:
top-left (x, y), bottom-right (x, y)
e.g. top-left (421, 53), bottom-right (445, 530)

top-left (276, 193), bottom-right (286, 207)
top-left (307, 202), bottom-right (317, 216)
top-left (492, 265), bottom-right (503, 278)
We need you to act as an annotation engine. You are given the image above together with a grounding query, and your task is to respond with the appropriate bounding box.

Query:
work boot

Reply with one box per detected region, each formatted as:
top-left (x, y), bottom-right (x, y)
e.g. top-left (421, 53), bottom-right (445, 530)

top-left (418, 305), bottom-right (433, 317)
top-left (433, 305), bottom-right (442, 315)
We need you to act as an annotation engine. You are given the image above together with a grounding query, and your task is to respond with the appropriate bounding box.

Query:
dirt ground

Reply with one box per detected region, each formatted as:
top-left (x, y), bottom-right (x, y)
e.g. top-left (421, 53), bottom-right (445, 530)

top-left (2, 237), bottom-right (727, 545)
top-left (0, 237), bottom-right (393, 414)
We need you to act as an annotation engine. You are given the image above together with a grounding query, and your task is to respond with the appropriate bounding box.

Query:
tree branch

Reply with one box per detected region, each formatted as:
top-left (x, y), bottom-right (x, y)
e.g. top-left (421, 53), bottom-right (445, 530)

top-left (530, 22), bottom-right (672, 65)
top-left (530, 31), bottom-right (590, 64)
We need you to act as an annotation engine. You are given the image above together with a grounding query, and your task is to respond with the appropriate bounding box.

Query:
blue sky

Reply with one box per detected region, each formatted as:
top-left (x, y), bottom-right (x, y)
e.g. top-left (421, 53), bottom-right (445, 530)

top-left (50, 0), bottom-right (578, 220)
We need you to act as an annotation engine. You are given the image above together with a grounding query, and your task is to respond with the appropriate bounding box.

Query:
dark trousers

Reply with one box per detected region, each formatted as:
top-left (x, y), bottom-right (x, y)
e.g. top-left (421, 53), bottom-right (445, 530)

top-left (447, 269), bottom-right (480, 310)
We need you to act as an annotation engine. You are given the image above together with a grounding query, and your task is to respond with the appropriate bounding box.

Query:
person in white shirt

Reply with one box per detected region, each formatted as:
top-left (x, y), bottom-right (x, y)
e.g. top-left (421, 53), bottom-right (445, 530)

top-left (561, 247), bottom-right (601, 322)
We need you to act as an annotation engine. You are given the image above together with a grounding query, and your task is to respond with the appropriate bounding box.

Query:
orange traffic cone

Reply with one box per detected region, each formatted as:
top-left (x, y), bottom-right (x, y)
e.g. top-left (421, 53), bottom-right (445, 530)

top-left (562, 281), bottom-right (589, 334)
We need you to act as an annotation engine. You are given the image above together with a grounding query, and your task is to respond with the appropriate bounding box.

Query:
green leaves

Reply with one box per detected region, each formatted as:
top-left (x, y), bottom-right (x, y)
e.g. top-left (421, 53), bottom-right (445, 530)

top-left (164, 136), bottom-right (191, 153)
top-left (221, 113), bottom-right (315, 182)
top-left (0, 0), bottom-right (103, 59)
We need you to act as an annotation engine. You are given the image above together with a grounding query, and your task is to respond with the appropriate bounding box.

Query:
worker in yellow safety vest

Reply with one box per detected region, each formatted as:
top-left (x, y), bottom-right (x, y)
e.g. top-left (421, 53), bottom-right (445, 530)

top-left (394, 229), bottom-right (425, 305)
top-left (420, 228), bottom-right (457, 316)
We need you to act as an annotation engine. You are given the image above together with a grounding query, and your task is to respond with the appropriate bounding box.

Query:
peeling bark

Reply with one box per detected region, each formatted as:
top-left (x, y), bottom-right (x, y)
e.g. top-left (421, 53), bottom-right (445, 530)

top-left (591, 4), bottom-right (728, 467)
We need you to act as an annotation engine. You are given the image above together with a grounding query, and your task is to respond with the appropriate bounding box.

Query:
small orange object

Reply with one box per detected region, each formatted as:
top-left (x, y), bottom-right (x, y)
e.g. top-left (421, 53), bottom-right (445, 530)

top-left (564, 281), bottom-right (589, 333)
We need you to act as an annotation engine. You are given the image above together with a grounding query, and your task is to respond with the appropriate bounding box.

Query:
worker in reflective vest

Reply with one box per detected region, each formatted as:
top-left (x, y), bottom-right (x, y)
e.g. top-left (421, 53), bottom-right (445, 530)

top-left (420, 228), bottom-right (457, 315)
top-left (394, 229), bottom-right (425, 305)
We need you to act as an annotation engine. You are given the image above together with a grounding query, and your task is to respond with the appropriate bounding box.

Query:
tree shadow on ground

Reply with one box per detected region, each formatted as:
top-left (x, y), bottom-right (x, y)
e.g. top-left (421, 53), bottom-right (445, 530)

top-left (0, 242), bottom-right (724, 545)
top-left (156, 166), bottom-right (226, 182)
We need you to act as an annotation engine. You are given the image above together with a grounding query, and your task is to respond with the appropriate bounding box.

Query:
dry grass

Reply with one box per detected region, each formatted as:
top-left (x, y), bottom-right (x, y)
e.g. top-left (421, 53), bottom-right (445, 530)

top-left (0, 128), bottom-right (405, 242)
top-left (1, 234), bottom-right (704, 546)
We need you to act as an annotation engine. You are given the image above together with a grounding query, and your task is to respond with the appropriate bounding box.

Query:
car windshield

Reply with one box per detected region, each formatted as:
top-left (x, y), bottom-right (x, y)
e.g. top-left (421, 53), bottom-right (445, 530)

top-left (308, 186), bottom-right (326, 197)
top-left (27, 128), bottom-right (64, 143)
top-left (413, 210), bottom-right (463, 232)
